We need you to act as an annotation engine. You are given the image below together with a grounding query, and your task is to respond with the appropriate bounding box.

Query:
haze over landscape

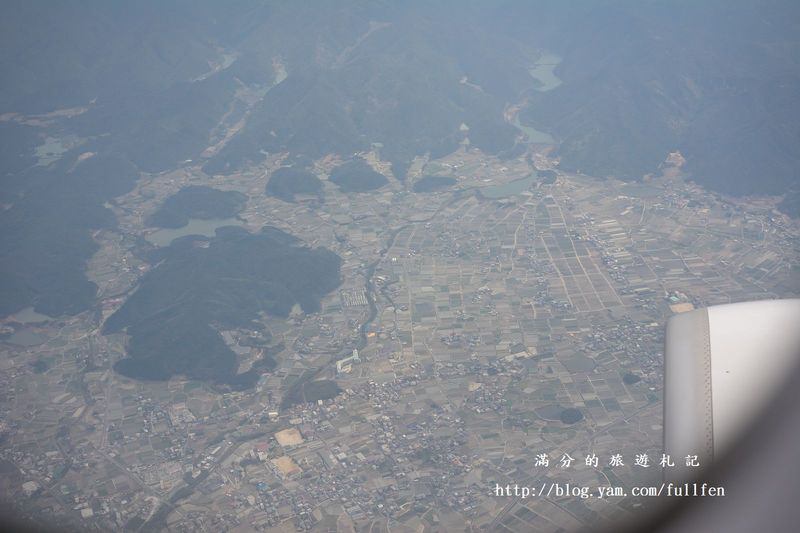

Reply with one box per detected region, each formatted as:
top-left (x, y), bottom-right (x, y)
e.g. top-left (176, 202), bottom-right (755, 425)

top-left (0, 1), bottom-right (798, 531)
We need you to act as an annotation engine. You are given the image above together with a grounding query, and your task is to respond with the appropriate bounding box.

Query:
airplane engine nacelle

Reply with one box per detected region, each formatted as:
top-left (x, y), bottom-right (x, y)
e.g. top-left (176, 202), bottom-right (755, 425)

top-left (664, 299), bottom-right (800, 482)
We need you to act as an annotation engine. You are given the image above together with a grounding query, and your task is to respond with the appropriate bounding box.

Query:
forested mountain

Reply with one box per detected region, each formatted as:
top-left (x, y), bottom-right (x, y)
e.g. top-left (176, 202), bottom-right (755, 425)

top-left (514, 0), bottom-right (800, 196)
top-left (103, 226), bottom-right (341, 383)
top-left (1, 0), bottom-right (798, 319)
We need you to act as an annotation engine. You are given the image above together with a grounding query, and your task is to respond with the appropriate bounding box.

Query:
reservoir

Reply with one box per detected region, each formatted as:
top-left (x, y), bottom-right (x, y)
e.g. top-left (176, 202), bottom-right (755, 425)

top-left (479, 173), bottom-right (538, 199)
top-left (529, 51), bottom-right (563, 92)
top-left (6, 329), bottom-right (48, 347)
top-left (511, 114), bottom-right (554, 144)
top-left (511, 51), bottom-right (564, 144)
top-left (10, 307), bottom-right (54, 324)
top-left (35, 137), bottom-right (71, 166)
top-left (146, 218), bottom-right (243, 247)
